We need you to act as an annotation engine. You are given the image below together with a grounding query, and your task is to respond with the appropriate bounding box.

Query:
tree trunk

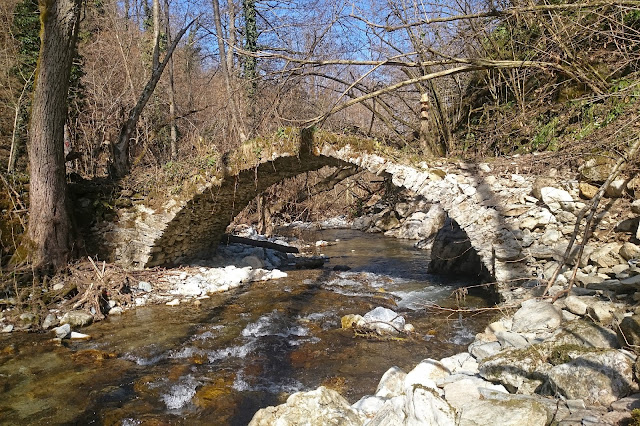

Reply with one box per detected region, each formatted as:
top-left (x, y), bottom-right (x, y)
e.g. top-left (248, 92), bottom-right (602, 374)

top-left (21, 0), bottom-right (82, 271)
top-left (164, 0), bottom-right (178, 160)
top-left (212, 0), bottom-right (247, 141)
top-left (243, 0), bottom-right (257, 135)
top-left (111, 17), bottom-right (196, 178)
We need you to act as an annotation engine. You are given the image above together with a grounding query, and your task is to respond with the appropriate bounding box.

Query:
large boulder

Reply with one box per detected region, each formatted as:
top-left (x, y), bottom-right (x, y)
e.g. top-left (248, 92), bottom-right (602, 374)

top-left (404, 385), bottom-right (456, 426)
top-left (547, 349), bottom-right (638, 406)
top-left (479, 346), bottom-right (552, 394)
top-left (457, 397), bottom-right (548, 426)
top-left (511, 299), bottom-right (562, 333)
top-left (248, 386), bottom-right (365, 426)
top-left (443, 376), bottom-right (507, 410)
top-left (403, 359), bottom-right (450, 391)
top-left (372, 209), bottom-right (401, 232)
top-left (548, 319), bottom-right (619, 349)
top-left (366, 396), bottom-right (405, 426)
top-left (367, 385), bottom-right (456, 426)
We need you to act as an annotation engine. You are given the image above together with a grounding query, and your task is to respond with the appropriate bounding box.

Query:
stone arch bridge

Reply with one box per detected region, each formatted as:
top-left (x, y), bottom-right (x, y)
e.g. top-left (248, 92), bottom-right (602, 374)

top-left (93, 129), bottom-right (585, 284)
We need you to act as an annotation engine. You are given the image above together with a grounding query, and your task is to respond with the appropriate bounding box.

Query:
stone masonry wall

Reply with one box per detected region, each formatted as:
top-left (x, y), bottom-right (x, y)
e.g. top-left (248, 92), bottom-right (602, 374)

top-left (92, 135), bottom-right (638, 292)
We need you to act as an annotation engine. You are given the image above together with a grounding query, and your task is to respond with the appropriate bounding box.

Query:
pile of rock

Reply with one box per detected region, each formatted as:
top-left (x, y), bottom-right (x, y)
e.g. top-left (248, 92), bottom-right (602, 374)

top-left (250, 298), bottom-right (640, 425)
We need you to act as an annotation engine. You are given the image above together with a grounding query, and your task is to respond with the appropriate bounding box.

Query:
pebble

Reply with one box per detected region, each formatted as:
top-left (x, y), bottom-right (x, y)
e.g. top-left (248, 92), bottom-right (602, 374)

top-left (137, 281), bottom-right (153, 292)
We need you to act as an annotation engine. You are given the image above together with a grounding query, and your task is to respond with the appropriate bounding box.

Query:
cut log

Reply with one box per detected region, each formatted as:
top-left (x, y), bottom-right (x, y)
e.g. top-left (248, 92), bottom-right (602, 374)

top-left (221, 234), bottom-right (299, 253)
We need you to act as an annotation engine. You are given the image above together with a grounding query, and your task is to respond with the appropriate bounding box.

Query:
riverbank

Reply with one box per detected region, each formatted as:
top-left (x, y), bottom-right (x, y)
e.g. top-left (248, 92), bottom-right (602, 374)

top-left (250, 290), bottom-right (640, 425)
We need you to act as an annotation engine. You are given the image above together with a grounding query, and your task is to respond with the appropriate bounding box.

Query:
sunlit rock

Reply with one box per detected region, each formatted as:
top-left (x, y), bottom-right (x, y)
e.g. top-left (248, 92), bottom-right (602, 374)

top-left (458, 397), bottom-right (547, 426)
top-left (362, 307), bottom-right (405, 335)
top-left (511, 299), bottom-right (562, 333)
top-left (249, 386), bottom-right (365, 426)
top-left (60, 311), bottom-right (93, 328)
top-left (375, 366), bottom-right (407, 398)
top-left (547, 349), bottom-right (638, 406)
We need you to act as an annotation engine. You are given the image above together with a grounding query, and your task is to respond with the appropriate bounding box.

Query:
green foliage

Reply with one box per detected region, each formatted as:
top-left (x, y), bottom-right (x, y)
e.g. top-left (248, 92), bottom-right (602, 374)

top-left (531, 117), bottom-right (559, 152)
top-left (12, 0), bottom-right (39, 78)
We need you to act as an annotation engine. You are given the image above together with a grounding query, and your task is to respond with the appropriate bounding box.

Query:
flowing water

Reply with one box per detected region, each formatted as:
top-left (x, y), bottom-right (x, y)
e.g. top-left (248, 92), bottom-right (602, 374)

top-left (0, 229), bottom-right (495, 425)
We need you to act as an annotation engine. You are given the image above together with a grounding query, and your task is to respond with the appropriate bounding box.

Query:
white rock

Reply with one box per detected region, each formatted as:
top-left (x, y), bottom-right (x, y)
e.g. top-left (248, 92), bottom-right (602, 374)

top-left (242, 255), bottom-right (265, 269)
top-left (367, 396), bottom-right (406, 425)
top-left (137, 281), bottom-right (152, 292)
top-left (512, 299), bottom-right (562, 333)
top-left (404, 359), bottom-right (450, 392)
top-left (52, 283), bottom-right (64, 291)
top-left (540, 186), bottom-right (575, 212)
top-left (494, 331), bottom-right (529, 349)
top-left (440, 352), bottom-right (479, 375)
top-left (352, 395), bottom-right (387, 419)
top-left (605, 179), bottom-right (627, 198)
top-left (60, 311), bottom-right (94, 328)
top-left (564, 295), bottom-right (588, 316)
top-left (478, 163), bottom-right (491, 173)
top-left (468, 341), bottom-right (501, 361)
top-left (166, 299), bottom-right (180, 306)
top-left (362, 307), bottom-right (405, 335)
top-left (443, 377), bottom-right (507, 410)
top-left (52, 323), bottom-right (71, 339)
top-left (70, 331), bottom-right (91, 340)
top-left (109, 306), bottom-right (124, 315)
top-left (375, 366), bottom-right (407, 398)
top-left (2, 324), bottom-right (13, 333)
top-left (249, 386), bottom-right (364, 425)
top-left (540, 229), bottom-right (562, 245)
top-left (547, 350), bottom-right (638, 407)
top-left (42, 313), bottom-right (58, 329)
top-left (404, 384), bottom-right (456, 426)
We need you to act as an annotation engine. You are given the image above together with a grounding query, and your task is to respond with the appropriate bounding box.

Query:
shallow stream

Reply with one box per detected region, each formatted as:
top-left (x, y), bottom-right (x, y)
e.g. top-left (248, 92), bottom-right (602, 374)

top-left (0, 229), bottom-right (494, 425)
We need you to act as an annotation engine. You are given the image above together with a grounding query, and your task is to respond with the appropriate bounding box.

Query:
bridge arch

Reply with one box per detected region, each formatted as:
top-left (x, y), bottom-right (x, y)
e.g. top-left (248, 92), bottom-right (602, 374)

top-left (103, 131), bottom-right (533, 284)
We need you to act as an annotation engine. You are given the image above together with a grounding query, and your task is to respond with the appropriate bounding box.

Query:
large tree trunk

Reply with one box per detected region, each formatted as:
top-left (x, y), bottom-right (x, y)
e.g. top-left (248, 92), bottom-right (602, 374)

top-left (22, 0), bottom-right (82, 270)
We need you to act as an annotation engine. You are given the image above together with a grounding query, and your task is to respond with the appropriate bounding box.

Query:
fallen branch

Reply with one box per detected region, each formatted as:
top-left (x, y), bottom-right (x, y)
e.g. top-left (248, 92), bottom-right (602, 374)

top-left (221, 234), bottom-right (299, 253)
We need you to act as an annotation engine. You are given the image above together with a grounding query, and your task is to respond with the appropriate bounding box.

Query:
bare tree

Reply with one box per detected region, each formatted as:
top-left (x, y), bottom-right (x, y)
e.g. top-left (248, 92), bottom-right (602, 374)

top-left (111, 15), bottom-right (197, 178)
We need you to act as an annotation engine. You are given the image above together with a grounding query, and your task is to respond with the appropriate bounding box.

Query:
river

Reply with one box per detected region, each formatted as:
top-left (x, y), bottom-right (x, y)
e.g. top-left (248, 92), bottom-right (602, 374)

top-left (0, 229), bottom-right (494, 425)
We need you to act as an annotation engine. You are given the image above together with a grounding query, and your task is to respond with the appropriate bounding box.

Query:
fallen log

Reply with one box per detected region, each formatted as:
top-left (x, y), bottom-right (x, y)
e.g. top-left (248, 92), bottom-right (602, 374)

top-left (221, 234), bottom-right (299, 253)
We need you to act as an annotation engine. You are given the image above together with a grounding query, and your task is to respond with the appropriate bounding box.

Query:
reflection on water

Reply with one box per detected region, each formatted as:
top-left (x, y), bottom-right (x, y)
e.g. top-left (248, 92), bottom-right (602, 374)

top-left (0, 230), bottom-right (494, 425)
